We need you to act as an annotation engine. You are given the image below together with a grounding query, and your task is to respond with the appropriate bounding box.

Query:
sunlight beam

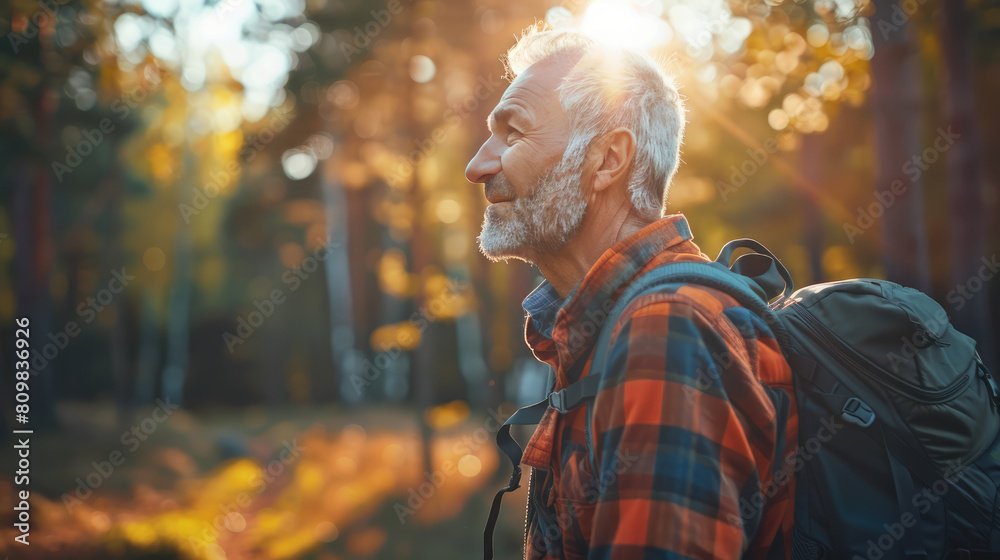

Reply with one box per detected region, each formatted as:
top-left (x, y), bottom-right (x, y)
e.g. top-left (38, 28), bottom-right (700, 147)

top-left (575, 1), bottom-right (673, 51)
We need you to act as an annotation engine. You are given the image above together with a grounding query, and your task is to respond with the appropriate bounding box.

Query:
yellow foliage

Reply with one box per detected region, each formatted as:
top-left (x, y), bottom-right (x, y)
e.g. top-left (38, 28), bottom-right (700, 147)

top-left (420, 271), bottom-right (470, 319)
top-left (423, 400), bottom-right (470, 430)
top-left (376, 248), bottom-right (418, 297)
top-left (369, 321), bottom-right (422, 352)
top-left (146, 143), bottom-right (178, 184)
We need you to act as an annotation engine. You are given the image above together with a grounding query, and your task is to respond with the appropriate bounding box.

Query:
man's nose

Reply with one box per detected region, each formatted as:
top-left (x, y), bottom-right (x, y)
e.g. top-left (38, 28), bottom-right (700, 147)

top-left (465, 137), bottom-right (502, 184)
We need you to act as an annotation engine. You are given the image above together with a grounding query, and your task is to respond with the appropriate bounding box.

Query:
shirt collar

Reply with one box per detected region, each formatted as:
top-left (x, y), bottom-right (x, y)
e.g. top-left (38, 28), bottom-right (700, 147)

top-left (523, 281), bottom-right (567, 340)
top-left (521, 214), bottom-right (701, 386)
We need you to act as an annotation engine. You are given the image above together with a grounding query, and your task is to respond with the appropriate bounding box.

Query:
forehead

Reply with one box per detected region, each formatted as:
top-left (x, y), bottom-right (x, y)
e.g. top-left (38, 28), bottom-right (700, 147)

top-left (490, 55), bottom-right (577, 121)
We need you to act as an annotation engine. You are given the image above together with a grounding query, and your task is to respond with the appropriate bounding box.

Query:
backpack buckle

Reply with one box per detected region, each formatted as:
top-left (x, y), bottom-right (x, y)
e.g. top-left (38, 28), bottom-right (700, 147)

top-left (548, 390), bottom-right (569, 413)
top-left (505, 466), bottom-right (522, 491)
top-left (842, 397), bottom-right (875, 428)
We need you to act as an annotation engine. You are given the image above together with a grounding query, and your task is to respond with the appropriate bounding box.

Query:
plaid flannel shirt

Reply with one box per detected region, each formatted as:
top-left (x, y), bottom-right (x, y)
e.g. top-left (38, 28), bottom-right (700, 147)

top-left (519, 214), bottom-right (798, 560)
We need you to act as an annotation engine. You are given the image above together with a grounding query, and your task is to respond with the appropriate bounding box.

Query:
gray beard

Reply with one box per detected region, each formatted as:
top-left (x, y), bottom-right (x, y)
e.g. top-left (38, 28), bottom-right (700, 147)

top-left (477, 152), bottom-right (588, 263)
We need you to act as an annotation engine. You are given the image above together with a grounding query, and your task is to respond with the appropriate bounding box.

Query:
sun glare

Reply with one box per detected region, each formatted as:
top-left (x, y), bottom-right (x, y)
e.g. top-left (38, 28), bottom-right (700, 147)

top-left (578, 1), bottom-right (673, 51)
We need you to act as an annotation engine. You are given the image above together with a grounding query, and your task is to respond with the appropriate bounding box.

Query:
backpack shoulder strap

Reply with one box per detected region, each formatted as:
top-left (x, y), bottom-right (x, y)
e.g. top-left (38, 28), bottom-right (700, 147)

top-left (554, 238), bottom-right (795, 419)
top-left (579, 259), bottom-right (787, 473)
top-left (588, 256), bottom-right (789, 381)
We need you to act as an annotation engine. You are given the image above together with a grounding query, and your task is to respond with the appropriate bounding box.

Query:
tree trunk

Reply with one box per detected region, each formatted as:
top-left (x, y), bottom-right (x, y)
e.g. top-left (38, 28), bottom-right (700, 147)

top-left (161, 151), bottom-right (194, 406)
top-left (14, 85), bottom-right (59, 429)
top-left (870, 0), bottom-right (932, 292)
top-left (800, 133), bottom-right (825, 284)
top-left (939, 0), bottom-right (996, 371)
top-left (13, 162), bottom-right (58, 429)
top-left (321, 171), bottom-right (356, 403)
top-left (132, 293), bottom-right (161, 404)
top-left (104, 168), bottom-right (133, 429)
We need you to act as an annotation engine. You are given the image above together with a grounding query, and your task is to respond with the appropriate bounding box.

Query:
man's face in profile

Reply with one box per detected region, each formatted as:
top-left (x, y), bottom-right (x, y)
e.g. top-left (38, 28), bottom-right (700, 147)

top-left (465, 56), bottom-right (591, 263)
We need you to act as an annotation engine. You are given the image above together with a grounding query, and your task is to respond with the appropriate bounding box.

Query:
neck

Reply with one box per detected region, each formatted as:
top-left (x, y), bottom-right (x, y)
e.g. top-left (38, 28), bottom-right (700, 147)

top-left (534, 204), bottom-right (654, 299)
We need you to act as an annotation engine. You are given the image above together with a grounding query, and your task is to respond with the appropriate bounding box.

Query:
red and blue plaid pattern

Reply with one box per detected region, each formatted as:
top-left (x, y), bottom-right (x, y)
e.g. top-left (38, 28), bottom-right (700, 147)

top-left (520, 214), bottom-right (798, 560)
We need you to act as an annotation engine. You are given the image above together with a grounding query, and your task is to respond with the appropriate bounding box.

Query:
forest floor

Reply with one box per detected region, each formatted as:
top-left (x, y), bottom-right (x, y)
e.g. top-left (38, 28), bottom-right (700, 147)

top-left (0, 400), bottom-right (531, 560)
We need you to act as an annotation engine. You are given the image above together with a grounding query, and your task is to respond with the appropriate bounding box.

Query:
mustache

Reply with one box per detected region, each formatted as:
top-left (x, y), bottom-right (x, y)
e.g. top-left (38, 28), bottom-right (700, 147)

top-left (484, 173), bottom-right (516, 200)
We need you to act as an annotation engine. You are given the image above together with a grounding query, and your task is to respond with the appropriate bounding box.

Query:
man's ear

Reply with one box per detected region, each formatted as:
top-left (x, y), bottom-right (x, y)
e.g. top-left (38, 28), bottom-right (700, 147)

top-left (590, 127), bottom-right (637, 195)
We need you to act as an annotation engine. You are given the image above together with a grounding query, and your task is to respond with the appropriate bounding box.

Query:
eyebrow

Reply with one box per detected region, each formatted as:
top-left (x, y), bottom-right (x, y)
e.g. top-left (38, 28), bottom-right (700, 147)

top-left (487, 104), bottom-right (530, 132)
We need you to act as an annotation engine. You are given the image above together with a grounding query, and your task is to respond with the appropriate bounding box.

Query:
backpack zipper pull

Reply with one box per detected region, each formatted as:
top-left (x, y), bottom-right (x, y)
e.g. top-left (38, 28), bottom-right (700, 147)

top-left (912, 322), bottom-right (950, 348)
top-left (977, 363), bottom-right (1000, 412)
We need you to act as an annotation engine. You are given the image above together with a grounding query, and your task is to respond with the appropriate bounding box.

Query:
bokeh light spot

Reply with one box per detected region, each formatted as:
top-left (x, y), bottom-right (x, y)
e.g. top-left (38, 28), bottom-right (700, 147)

top-left (90, 511), bottom-right (111, 532)
top-left (458, 454), bottom-right (482, 477)
top-left (327, 80), bottom-right (359, 110)
top-left (409, 55), bottom-right (436, 83)
top-left (205, 543), bottom-right (227, 560)
top-left (768, 109), bottom-right (789, 131)
top-left (143, 247), bottom-right (166, 271)
top-left (315, 521), bottom-right (339, 543)
top-left (480, 9), bottom-right (505, 34)
top-left (223, 512), bottom-right (246, 533)
top-left (282, 149), bottom-right (318, 180)
top-left (334, 455), bottom-right (358, 476)
top-left (545, 6), bottom-right (573, 28)
top-left (382, 443), bottom-right (406, 466)
top-left (807, 23), bottom-right (830, 47)
top-left (436, 199), bottom-right (461, 224)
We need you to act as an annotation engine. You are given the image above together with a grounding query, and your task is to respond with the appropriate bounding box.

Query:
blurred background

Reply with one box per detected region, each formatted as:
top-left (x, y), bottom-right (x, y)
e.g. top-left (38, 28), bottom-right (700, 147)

top-left (0, 0), bottom-right (998, 558)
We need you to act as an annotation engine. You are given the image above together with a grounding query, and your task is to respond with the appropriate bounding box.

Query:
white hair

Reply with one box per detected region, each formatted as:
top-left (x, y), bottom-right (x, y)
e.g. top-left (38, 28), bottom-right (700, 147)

top-left (503, 28), bottom-right (686, 219)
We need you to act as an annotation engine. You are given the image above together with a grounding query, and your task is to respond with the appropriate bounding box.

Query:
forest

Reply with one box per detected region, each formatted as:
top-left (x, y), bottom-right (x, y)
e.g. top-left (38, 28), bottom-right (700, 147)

top-left (0, 0), bottom-right (998, 558)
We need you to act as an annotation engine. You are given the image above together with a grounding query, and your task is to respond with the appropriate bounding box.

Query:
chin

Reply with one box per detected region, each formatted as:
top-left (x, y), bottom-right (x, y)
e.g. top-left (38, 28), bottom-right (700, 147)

top-left (477, 217), bottom-right (533, 264)
top-left (479, 249), bottom-right (533, 264)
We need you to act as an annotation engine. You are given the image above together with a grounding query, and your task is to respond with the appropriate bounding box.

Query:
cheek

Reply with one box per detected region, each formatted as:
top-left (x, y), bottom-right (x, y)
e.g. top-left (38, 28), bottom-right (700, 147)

top-left (502, 143), bottom-right (562, 195)
top-left (499, 149), bottom-right (532, 196)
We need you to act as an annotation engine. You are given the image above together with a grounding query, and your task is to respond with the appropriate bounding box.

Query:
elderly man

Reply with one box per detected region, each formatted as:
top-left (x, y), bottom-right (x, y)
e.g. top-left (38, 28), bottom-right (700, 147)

top-left (466, 28), bottom-right (798, 560)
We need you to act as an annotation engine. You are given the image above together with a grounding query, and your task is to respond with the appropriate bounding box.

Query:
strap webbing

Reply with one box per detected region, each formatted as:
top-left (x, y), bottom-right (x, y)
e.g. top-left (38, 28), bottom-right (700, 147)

top-left (881, 425), bottom-right (992, 531)
top-left (884, 425), bottom-right (929, 559)
top-left (483, 399), bottom-right (548, 560)
top-left (716, 238), bottom-right (794, 300)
